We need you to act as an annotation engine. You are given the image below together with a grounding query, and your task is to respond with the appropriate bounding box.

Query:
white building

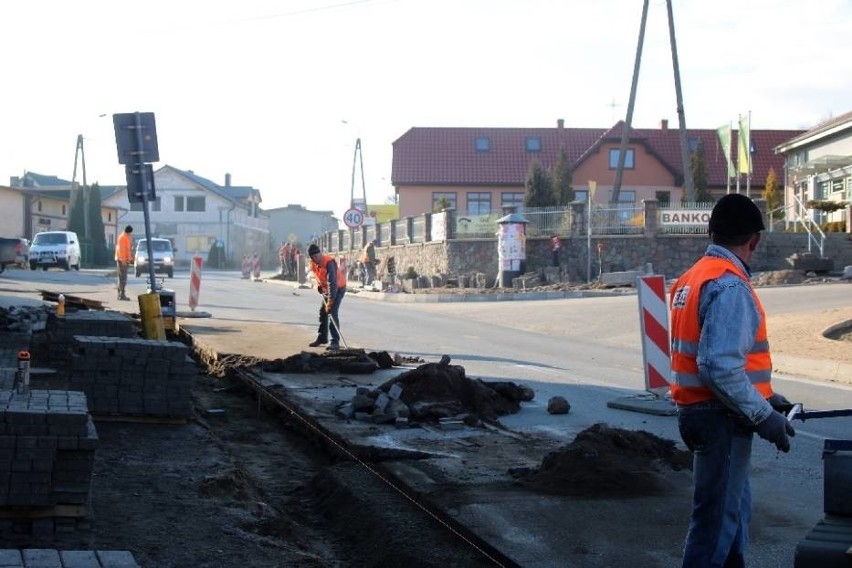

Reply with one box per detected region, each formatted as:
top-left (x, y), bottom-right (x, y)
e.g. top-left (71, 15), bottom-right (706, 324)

top-left (103, 166), bottom-right (270, 267)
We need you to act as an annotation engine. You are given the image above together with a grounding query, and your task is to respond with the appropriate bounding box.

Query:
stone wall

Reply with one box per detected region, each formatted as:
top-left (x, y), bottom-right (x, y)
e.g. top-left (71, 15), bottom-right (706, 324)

top-left (337, 232), bottom-right (851, 284)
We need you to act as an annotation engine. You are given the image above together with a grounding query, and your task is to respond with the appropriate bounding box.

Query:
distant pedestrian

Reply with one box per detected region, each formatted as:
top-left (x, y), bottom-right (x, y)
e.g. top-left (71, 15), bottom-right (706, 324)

top-left (241, 254), bottom-right (251, 279)
top-left (114, 225), bottom-right (133, 301)
top-left (550, 233), bottom-right (561, 267)
top-left (278, 242), bottom-right (289, 275)
top-left (360, 239), bottom-right (378, 287)
top-left (307, 243), bottom-right (347, 351)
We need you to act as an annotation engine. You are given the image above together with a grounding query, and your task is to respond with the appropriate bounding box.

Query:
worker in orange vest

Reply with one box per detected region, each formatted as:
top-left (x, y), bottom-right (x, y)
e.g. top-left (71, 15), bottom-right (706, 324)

top-left (670, 194), bottom-right (794, 567)
top-left (307, 243), bottom-right (347, 351)
top-left (114, 225), bottom-right (133, 301)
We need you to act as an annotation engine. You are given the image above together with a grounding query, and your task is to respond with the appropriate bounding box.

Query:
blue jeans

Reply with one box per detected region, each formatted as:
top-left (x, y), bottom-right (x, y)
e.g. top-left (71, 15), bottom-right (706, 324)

top-left (317, 287), bottom-right (346, 345)
top-left (678, 403), bottom-right (753, 568)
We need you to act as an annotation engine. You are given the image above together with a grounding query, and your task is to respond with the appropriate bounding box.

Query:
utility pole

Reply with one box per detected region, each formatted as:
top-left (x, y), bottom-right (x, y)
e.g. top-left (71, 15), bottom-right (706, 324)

top-left (350, 138), bottom-right (367, 210)
top-left (612, 0), bottom-right (694, 202)
top-left (71, 134), bottom-right (90, 240)
top-left (611, 0), bottom-right (649, 204)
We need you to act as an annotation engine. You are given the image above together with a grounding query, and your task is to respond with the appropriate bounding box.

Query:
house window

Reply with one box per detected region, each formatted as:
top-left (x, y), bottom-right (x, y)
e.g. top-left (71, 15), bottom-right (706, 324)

top-left (151, 197), bottom-right (162, 212)
top-left (575, 190), bottom-right (588, 202)
top-left (474, 137), bottom-right (491, 152)
top-left (186, 196), bottom-right (206, 212)
top-left (609, 148), bottom-right (635, 169)
top-left (432, 192), bottom-right (457, 211)
top-left (689, 138), bottom-right (701, 153)
top-left (61, 205), bottom-right (67, 215)
top-left (37, 201), bottom-right (42, 212)
top-left (525, 137), bottom-right (541, 152)
top-left (467, 192), bottom-right (492, 215)
top-left (501, 192), bottom-right (524, 211)
top-left (108, 212), bottom-right (112, 222)
top-left (655, 190), bottom-right (671, 205)
top-left (174, 196), bottom-right (185, 212)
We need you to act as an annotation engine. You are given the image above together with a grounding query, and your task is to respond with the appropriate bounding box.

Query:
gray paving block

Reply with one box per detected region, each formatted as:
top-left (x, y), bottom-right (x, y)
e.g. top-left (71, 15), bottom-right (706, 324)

top-left (0, 549), bottom-right (23, 567)
top-left (58, 550), bottom-right (99, 568)
top-left (95, 550), bottom-right (140, 568)
top-left (21, 549), bottom-right (61, 567)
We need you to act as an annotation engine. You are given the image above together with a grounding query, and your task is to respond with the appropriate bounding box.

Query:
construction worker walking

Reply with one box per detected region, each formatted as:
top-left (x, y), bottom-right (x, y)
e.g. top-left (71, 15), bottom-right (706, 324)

top-left (114, 225), bottom-right (133, 301)
top-left (307, 243), bottom-right (347, 351)
top-left (670, 194), bottom-right (795, 567)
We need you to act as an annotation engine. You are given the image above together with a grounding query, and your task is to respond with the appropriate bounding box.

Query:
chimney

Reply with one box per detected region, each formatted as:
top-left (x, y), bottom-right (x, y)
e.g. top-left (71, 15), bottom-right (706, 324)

top-left (660, 119), bottom-right (669, 131)
top-left (557, 119), bottom-right (565, 129)
top-left (225, 173), bottom-right (231, 187)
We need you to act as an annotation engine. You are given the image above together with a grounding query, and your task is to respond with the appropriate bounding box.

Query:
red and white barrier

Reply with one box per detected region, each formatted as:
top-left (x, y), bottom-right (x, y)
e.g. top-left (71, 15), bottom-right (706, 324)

top-left (189, 255), bottom-right (203, 311)
top-left (637, 275), bottom-right (671, 396)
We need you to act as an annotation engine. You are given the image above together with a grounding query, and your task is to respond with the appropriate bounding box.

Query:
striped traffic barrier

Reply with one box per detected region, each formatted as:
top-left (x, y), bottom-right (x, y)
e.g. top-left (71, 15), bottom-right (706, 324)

top-left (637, 274), bottom-right (671, 396)
top-left (189, 255), bottom-right (203, 311)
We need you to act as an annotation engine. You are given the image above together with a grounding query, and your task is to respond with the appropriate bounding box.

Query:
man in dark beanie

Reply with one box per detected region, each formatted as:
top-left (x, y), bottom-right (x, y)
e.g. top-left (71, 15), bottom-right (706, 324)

top-left (306, 243), bottom-right (347, 351)
top-left (670, 194), bottom-right (794, 567)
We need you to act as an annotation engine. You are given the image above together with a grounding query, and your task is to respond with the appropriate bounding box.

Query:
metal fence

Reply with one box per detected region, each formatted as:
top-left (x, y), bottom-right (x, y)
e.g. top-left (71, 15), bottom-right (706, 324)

top-left (590, 204), bottom-right (644, 235)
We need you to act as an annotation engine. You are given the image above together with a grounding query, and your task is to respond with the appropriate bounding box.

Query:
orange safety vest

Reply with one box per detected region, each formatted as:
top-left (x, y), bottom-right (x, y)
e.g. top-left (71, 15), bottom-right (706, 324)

top-left (669, 256), bottom-right (773, 406)
top-left (115, 232), bottom-right (133, 262)
top-left (310, 254), bottom-right (347, 291)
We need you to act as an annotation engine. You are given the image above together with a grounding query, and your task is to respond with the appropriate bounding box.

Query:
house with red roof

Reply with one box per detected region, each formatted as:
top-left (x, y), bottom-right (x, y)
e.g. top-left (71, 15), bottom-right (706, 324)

top-left (392, 119), bottom-right (803, 218)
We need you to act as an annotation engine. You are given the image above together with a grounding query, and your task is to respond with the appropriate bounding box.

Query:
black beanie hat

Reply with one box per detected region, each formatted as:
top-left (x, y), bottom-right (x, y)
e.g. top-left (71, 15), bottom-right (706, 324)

top-left (708, 194), bottom-right (765, 237)
top-left (308, 244), bottom-right (321, 256)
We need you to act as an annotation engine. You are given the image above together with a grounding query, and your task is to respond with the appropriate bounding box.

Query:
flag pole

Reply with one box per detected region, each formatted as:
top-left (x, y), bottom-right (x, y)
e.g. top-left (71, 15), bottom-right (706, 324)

top-left (746, 110), bottom-right (752, 198)
top-left (726, 121), bottom-right (732, 194)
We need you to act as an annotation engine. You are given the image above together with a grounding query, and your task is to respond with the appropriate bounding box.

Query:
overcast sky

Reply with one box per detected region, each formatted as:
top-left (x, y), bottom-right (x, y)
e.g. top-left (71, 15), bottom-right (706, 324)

top-left (2, 0), bottom-right (849, 219)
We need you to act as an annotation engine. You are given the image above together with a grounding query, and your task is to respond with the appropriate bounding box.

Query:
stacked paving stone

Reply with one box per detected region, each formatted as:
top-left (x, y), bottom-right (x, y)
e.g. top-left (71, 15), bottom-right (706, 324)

top-left (0, 390), bottom-right (97, 541)
top-left (69, 337), bottom-right (195, 418)
top-left (36, 312), bottom-right (139, 367)
top-left (0, 549), bottom-right (140, 567)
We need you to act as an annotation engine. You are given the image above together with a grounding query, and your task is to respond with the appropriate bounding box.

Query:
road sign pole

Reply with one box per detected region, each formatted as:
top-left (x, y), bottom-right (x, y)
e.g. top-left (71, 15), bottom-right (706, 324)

top-left (133, 112), bottom-right (159, 291)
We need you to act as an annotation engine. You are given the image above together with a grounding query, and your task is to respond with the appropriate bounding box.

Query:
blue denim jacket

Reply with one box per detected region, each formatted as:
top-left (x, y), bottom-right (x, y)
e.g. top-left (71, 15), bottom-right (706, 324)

top-left (696, 245), bottom-right (773, 425)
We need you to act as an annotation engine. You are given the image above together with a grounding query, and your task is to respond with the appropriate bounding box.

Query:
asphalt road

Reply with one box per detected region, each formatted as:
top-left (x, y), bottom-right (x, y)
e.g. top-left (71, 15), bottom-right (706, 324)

top-left (1, 266), bottom-right (850, 566)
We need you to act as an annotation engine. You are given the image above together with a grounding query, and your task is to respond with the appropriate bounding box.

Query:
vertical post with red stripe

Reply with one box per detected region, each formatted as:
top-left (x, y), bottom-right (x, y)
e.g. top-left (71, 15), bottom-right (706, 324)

top-left (637, 275), bottom-right (671, 396)
top-left (189, 255), bottom-right (203, 311)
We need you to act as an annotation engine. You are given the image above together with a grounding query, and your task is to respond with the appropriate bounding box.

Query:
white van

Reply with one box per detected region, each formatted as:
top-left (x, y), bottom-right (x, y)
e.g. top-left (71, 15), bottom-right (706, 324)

top-left (134, 238), bottom-right (175, 278)
top-left (29, 231), bottom-right (81, 271)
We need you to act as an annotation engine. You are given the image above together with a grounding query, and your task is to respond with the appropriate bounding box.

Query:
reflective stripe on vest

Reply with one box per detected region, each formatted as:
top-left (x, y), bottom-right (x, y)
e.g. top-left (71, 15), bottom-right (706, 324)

top-left (669, 256), bottom-right (773, 406)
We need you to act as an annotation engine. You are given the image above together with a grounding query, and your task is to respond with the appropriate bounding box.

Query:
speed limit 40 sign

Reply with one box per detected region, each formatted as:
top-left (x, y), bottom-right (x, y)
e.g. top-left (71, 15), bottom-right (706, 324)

top-left (343, 208), bottom-right (364, 228)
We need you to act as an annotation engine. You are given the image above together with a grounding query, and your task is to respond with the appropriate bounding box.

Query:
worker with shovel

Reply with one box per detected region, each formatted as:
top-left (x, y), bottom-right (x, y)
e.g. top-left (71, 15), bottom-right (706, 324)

top-left (670, 194), bottom-right (795, 567)
top-left (307, 243), bottom-right (347, 351)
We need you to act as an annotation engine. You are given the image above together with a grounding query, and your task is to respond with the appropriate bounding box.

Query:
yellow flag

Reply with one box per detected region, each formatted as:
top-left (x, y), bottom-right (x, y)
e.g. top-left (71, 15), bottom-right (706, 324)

top-left (738, 114), bottom-right (751, 175)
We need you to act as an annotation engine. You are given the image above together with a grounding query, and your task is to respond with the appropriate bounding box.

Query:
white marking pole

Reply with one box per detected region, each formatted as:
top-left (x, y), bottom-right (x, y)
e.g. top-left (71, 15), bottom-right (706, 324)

top-left (637, 275), bottom-right (671, 396)
top-left (189, 255), bottom-right (203, 311)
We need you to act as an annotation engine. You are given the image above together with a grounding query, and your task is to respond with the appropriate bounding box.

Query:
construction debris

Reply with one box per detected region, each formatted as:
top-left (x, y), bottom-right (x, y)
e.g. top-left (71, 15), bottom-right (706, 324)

top-left (337, 355), bottom-right (534, 426)
top-left (513, 423), bottom-right (692, 497)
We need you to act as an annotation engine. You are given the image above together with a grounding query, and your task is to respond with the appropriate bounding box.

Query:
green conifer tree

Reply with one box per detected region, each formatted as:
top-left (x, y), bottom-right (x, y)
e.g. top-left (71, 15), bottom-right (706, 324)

top-left (523, 160), bottom-right (555, 208)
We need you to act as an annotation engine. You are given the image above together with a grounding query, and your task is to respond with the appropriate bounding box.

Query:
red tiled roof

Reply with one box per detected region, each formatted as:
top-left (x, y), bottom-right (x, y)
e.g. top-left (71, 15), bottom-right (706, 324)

top-left (392, 123), bottom-right (805, 189)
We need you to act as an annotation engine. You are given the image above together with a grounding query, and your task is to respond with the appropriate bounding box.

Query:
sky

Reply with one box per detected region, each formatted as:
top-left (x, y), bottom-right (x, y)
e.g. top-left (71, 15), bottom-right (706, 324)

top-left (2, 0), bottom-right (850, 220)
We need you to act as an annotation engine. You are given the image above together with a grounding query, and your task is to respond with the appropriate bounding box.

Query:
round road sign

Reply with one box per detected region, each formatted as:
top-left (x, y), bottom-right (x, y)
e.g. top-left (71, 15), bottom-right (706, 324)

top-left (343, 208), bottom-right (364, 228)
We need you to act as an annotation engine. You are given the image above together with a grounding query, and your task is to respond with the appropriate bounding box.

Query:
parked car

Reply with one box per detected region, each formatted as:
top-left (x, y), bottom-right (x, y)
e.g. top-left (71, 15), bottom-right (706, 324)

top-left (135, 238), bottom-right (175, 278)
top-left (0, 238), bottom-right (18, 274)
top-left (29, 230), bottom-right (81, 271)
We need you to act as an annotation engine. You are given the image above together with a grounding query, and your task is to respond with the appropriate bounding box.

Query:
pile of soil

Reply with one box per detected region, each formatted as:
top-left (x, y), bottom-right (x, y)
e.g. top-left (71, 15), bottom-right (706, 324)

top-left (517, 423), bottom-right (692, 497)
top-left (377, 355), bottom-right (534, 422)
top-left (752, 270), bottom-right (807, 286)
top-left (262, 349), bottom-right (385, 374)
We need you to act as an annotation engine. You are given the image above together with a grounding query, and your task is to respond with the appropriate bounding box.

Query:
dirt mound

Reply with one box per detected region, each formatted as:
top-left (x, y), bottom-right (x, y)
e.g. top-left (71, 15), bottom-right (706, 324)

top-left (199, 466), bottom-right (262, 502)
top-left (377, 355), bottom-right (534, 422)
top-left (517, 423), bottom-right (692, 497)
top-left (262, 349), bottom-right (383, 374)
top-left (752, 270), bottom-right (807, 286)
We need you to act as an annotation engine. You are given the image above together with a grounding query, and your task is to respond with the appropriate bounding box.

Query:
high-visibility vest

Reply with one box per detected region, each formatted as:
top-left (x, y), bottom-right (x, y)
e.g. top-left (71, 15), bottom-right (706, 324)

top-left (669, 256), bottom-right (773, 406)
top-left (310, 253), bottom-right (347, 291)
top-left (115, 232), bottom-right (133, 262)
